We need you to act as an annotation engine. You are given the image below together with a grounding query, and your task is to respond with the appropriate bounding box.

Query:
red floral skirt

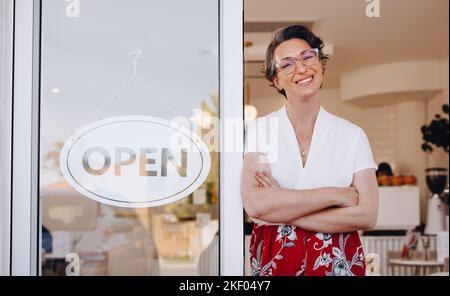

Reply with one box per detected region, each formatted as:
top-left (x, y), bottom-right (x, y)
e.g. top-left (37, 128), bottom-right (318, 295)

top-left (249, 224), bottom-right (366, 276)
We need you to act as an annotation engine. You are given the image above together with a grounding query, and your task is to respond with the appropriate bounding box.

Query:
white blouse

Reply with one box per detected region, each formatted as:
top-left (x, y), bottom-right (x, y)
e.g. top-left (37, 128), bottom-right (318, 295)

top-left (244, 105), bottom-right (378, 190)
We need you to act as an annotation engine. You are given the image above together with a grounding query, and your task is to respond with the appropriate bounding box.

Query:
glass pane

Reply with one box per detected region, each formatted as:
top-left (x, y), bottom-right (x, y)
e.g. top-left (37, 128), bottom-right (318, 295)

top-left (40, 0), bottom-right (219, 276)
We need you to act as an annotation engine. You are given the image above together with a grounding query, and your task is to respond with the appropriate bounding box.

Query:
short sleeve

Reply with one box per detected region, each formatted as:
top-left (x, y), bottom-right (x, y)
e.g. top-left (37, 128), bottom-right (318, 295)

top-left (244, 120), bottom-right (258, 154)
top-left (244, 119), bottom-right (271, 155)
top-left (353, 128), bottom-right (378, 174)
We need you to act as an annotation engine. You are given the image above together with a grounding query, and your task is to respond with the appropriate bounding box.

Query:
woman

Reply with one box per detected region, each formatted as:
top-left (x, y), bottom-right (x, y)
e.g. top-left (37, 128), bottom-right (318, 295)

top-left (241, 25), bottom-right (379, 276)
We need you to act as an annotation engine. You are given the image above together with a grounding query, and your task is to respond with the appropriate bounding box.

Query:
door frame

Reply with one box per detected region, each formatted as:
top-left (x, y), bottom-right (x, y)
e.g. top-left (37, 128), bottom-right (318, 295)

top-left (10, 0), bottom-right (40, 276)
top-left (219, 0), bottom-right (244, 276)
top-left (0, 0), bottom-right (14, 276)
top-left (7, 0), bottom-right (244, 276)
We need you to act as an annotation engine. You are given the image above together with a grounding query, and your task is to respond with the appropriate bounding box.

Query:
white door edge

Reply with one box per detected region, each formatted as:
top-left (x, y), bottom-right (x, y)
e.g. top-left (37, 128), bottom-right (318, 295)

top-left (0, 0), bottom-right (14, 276)
top-left (11, 0), bottom-right (40, 276)
top-left (219, 0), bottom-right (244, 276)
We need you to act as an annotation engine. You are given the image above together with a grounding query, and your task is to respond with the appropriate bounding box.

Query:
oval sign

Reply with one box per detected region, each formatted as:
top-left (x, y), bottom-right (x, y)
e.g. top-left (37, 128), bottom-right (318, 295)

top-left (60, 116), bottom-right (211, 208)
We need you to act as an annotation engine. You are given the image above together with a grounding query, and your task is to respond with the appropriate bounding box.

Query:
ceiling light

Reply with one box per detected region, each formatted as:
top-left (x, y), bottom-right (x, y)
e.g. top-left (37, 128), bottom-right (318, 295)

top-left (244, 104), bottom-right (257, 122)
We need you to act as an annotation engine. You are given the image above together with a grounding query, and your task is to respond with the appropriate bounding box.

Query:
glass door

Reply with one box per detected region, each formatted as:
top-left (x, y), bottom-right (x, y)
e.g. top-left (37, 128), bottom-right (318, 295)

top-left (10, 0), bottom-right (243, 276)
top-left (40, 0), bottom-right (219, 276)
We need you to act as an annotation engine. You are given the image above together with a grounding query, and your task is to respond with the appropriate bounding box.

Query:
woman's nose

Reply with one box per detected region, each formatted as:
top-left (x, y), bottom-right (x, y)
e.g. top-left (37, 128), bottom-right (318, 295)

top-left (295, 62), bottom-right (307, 74)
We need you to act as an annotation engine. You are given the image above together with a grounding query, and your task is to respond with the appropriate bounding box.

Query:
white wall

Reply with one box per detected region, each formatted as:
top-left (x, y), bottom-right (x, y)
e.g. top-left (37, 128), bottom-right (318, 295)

top-left (394, 101), bottom-right (428, 221)
top-left (426, 57), bottom-right (449, 171)
top-left (340, 61), bottom-right (443, 102)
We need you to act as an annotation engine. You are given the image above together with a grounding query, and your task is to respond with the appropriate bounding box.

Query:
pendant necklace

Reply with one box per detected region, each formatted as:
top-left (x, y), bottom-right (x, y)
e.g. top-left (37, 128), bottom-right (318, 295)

top-left (299, 133), bottom-right (312, 158)
top-left (301, 139), bottom-right (311, 158)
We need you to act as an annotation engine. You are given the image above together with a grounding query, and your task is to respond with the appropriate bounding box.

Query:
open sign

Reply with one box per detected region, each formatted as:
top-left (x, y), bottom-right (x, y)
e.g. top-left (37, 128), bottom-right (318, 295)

top-left (60, 116), bottom-right (211, 208)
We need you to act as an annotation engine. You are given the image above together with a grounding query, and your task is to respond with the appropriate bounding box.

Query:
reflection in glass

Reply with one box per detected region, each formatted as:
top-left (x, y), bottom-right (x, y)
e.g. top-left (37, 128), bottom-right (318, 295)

top-left (40, 0), bottom-right (219, 276)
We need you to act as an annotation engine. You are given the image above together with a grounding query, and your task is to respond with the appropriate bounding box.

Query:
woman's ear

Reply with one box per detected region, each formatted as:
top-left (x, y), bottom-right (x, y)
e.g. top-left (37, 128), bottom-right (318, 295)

top-left (273, 78), bottom-right (282, 91)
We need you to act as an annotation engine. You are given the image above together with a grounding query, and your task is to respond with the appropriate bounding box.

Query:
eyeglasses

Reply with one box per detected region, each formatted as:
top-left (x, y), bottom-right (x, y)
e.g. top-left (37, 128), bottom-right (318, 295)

top-left (275, 48), bottom-right (320, 75)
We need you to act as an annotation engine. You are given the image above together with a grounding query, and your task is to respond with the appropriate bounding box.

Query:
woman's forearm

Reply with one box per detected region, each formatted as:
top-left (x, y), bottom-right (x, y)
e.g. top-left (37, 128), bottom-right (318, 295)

top-left (290, 169), bottom-right (379, 233)
top-left (243, 186), bottom-right (342, 224)
top-left (290, 205), bottom-right (376, 233)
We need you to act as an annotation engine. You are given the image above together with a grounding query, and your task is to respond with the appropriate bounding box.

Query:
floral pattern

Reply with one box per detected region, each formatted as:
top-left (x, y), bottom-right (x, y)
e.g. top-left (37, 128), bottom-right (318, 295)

top-left (313, 232), bottom-right (333, 250)
top-left (250, 224), bottom-right (366, 276)
top-left (250, 225), bottom-right (298, 276)
top-left (276, 225), bottom-right (297, 242)
top-left (325, 234), bottom-right (365, 276)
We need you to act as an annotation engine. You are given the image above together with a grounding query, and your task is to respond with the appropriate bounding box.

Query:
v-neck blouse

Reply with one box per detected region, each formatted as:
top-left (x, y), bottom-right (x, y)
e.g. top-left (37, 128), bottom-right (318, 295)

top-left (244, 105), bottom-right (377, 190)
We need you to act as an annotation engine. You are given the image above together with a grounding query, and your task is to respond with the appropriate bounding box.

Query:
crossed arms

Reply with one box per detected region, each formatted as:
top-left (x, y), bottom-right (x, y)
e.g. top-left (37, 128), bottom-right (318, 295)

top-left (241, 153), bottom-right (379, 233)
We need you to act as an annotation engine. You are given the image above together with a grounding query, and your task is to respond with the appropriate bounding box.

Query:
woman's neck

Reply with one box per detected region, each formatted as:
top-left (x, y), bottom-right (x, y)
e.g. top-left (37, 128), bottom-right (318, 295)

top-left (285, 96), bottom-right (321, 131)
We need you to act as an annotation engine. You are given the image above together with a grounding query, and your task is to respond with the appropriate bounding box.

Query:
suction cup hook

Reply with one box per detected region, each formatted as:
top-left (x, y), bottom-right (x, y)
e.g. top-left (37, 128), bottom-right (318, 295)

top-left (128, 48), bottom-right (142, 75)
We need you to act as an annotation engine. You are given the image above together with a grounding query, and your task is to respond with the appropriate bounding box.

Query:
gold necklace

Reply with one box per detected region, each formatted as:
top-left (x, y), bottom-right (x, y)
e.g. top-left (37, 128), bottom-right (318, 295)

top-left (293, 114), bottom-right (317, 160)
top-left (297, 133), bottom-right (312, 158)
top-left (300, 138), bottom-right (312, 158)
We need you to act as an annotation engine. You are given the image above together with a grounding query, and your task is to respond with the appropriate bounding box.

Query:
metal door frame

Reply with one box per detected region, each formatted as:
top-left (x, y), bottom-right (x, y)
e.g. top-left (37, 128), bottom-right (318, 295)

top-left (0, 0), bottom-right (14, 277)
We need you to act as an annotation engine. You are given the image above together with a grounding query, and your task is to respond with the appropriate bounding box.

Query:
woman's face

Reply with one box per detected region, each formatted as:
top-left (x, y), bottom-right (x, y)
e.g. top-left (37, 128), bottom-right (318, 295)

top-left (273, 38), bottom-right (323, 102)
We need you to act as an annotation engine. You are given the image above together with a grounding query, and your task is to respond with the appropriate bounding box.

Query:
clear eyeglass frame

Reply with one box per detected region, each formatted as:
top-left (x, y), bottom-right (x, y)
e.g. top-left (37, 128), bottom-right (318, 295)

top-left (275, 48), bottom-right (320, 75)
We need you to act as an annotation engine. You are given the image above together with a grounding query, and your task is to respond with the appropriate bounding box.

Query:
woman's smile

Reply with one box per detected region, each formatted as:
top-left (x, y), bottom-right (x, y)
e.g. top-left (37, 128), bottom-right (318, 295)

top-left (295, 74), bottom-right (314, 87)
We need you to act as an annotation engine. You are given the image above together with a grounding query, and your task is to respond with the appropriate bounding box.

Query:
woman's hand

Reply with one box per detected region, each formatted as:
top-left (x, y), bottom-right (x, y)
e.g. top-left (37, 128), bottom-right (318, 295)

top-left (333, 186), bottom-right (359, 208)
top-left (255, 170), bottom-right (280, 188)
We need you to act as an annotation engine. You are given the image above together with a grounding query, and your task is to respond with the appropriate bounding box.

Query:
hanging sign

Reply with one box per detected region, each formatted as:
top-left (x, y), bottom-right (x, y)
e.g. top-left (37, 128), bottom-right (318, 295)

top-left (60, 116), bottom-right (211, 208)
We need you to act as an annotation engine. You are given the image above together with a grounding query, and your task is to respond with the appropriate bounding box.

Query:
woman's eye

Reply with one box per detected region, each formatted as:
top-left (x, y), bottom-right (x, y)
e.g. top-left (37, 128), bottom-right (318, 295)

top-left (281, 60), bottom-right (294, 68)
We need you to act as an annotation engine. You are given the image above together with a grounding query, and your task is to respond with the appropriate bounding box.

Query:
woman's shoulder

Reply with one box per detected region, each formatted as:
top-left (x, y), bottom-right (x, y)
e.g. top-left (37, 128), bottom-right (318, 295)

top-left (245, 107), bottom-right (283, 129)
top-left (324, 109), bottom-right (364, 137)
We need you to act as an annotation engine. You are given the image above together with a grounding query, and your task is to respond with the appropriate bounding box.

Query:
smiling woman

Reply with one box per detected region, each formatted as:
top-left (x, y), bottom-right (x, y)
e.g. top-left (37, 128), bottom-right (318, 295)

top-left (241, 25), bottom-right (379, 276)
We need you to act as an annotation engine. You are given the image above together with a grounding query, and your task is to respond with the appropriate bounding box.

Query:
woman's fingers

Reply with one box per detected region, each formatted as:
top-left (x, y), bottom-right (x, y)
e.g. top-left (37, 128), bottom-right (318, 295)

top-left (256, 178), bottom-right (264, 187)
top-left (255, 172), bottom-right (271, 187)
top-left (255, 170), bottom-right (280, 187)
top-left (262, 170), bottom-right (280, 187)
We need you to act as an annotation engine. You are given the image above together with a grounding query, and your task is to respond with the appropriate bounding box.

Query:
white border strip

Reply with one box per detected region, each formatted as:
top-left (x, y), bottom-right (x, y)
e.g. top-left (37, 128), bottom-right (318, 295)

top-left (0, 0), bottom-right (14, 276)
top-left (220, 0), bottom-right (244, 276)
top-left (11, 0), bottom-right (39, 276)
top-left (31, 0), bottom-right (40, 276)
